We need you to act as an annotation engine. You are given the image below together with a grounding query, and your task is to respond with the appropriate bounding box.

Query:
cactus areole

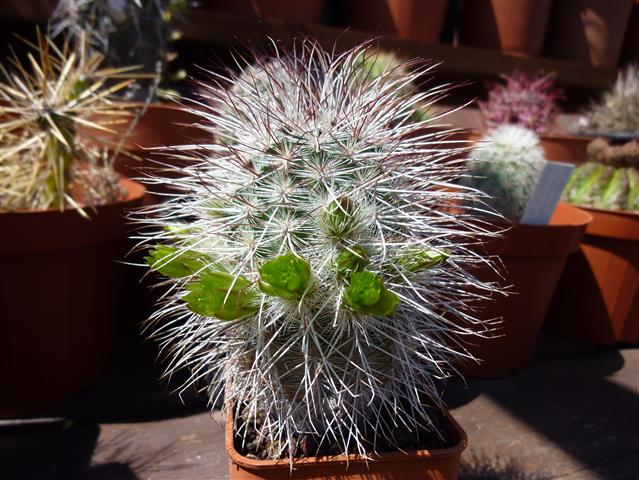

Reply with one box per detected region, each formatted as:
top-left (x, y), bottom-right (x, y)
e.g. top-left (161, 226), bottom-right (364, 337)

top-left (136, 41), bottom-right (499, 463)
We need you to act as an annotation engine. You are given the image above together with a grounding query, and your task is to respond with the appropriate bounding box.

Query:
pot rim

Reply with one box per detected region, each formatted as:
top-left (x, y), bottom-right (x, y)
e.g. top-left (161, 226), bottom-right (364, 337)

top-left (0, 178), bottom-right (145, 216)
top-left (225, 407), bottom-right (468, 471)
top-left (483, 203), bottom-right (592, 257)
top-left (578, 204), bottom-right (639, 241)
top-left (468, 129), bottom-right (592, 143)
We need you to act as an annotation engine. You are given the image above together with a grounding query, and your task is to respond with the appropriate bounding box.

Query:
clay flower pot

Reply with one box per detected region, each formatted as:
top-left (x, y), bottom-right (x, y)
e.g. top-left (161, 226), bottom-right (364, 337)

top-left (0, 179), bottom-right (145, 417)
top-left (458, 0), bottom-right (553, 56)
top-left (546, 207), bottom-right (639, 345)
top-left (200, 0), bottom-right (323, 23)
top-left (457, 204), bottom-right (592, 378)
top-left (341, 0), bottom-right (449, 43)
top-left (226, 409), bottom-right (467, 480)
top-left (544, 0), bottom-right (634, 67)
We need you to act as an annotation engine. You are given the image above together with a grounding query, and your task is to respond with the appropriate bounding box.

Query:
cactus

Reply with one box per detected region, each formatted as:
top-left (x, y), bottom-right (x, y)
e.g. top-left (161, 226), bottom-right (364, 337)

top-left (480, 70), bottom-right (562, 134)
top-left (0, 30), bottom-right (139, 211)
top-left (51, 0), bottom-right (186, 101)
top-left (136, 41), bottom-right (500, 460)
top-left (582, 64), bottom-right (639, 135)
top-left (461, 125), bottom-right (546, 222)
top-left (563, 138), bottom-right (639, 212)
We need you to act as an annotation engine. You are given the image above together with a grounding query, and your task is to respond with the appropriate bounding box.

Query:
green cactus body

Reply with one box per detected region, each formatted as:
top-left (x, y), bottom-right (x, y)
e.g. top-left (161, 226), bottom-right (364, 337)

top-left (563, 139), bottom-right (639, 212)
top-left (627, 168), bottom-right (639, 211)
top-left (462, 125), bottom-right (545, 223)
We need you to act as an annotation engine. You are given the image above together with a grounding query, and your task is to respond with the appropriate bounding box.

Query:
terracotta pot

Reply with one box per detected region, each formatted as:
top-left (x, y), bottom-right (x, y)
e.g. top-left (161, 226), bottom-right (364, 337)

top-left (468, 131), bottom-right (590, 164)
top-left (620, 0), bottom-right (639, 63)
top-left (199, 0), bottom-right (323, 23)
top-left (226, 409), bottom-right (467, 480)
top-left (457, 204), bottom-right (592, 378)
top-left (544, 0), bottom-right (634, 67)
top-left (341, 0), bottom-right (448, 43)
top-left (0, 180), bottom-right (145, 417)
top-left (458, 0), bottom-right (553, 56)
top-left (545, 207), bottom-right (639, 345)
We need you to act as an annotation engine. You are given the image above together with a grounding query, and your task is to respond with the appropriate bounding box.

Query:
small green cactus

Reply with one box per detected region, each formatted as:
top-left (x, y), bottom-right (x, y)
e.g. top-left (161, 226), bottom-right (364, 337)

top-left (563, 138), bottom-right (639, 212)
top-left (461, 125), bottom-right (545, 223)
top-left (582, 64), bottom-right (639, 135)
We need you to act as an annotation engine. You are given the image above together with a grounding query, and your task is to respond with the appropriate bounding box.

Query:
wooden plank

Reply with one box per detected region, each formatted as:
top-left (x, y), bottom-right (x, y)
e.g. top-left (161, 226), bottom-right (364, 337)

top-left (175, 10), bottom-right (616, 90)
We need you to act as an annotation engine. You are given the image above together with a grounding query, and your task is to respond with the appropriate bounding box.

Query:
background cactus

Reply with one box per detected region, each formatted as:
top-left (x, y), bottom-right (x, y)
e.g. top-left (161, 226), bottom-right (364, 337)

top-left (563, 138), bottom-right (639, 212)
top-left (136, 41), bottom-right (499, 459)
top-left (461, 125), bottom-right (546, 223)
top-left (581, 64), bottom-right (639, 135)
top-left (51, 0), bottom-right (186, 101)
top-left (480, 70), bottom-right (562, 134)
top-left (0, 31), bottom-right (139, 211)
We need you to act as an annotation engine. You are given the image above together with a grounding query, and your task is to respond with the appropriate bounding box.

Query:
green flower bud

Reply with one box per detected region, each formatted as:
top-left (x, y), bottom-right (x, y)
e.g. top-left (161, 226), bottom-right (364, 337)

top-left (323, 197), bottom-right (354, 238)
top-left (259, 254), bottom-right (311, 299)
top-left (344, 271), bottom-right (399, 316)
top-left (184, 271), bottom-right (258, 320)
top-left (396, 248), bottom-right (449, 273)
top-left (144, 245), bottom-right (208, 278)
top-left (335, 246), bottom-right (369, 278)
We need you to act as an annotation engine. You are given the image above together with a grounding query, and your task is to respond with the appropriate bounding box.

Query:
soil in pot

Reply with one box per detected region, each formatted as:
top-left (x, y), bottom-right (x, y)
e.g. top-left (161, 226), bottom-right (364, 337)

top-left (455, 203), bottom-right (592, 379)
top-left (544, 0), bottom-right (634, 67)
top-left (340, 0), bottom-right (448, 43)
top-left (458, 0), bottom-right (553, 56)
top-left (0, 179), bottom-right (146, 417)
top-left (545, 207), bottom-right (639, 345)
top-left (227, 406), bottom-right (467, 480)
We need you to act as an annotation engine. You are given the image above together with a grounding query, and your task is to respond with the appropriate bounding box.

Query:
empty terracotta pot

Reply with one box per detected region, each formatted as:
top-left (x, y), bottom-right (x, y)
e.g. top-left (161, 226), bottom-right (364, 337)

top-left (546, 207), bottom-right (639, 345)
top-left (341, 0), bottom-right (448, 43)
top-left (0, 180), bottom-right (145, 417)
top-left (544, 0), bottom-right (634, 67)
top-left (458, 0), bottom-right (553, 56)
top-left (226, 409), bottom-right (467, 480)
top-left (457, 204), bottom-right (592, 378)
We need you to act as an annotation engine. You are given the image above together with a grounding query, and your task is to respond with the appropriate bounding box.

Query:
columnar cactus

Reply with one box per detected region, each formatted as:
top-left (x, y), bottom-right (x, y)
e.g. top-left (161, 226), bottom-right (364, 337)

top-left (137, 41), bottom-right (499, 459)
top-left (461, 125), bottom-right (546, 223)
top-left (582, 64), bottom-right (639, 135)
top-left (480, 71), bottom-right (562, 134)
top-left (563, 138), bottom-right (639, 212)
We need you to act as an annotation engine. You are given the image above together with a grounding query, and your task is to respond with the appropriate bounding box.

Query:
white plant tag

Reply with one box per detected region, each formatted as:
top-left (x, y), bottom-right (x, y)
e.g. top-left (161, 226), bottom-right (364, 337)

top-left (519, 161), bottom-right (575, 226)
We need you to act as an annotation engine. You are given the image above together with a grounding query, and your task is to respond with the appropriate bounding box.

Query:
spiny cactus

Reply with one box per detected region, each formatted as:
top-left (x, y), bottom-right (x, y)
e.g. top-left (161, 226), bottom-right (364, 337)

top-left (461, 125), bottom-right (546, 223)
top-left (51, 0), bottom-right (186, 101)
top-left (136, 40), bottom-right (500, 460)
top-left (582, 64), bottom-right (639, 135)
top-left (480, 70), bottom-right (562, 134)
top-left (0, 30), bottom-right (139, 211)
top-left (563, 138), bottom-right (639, 212)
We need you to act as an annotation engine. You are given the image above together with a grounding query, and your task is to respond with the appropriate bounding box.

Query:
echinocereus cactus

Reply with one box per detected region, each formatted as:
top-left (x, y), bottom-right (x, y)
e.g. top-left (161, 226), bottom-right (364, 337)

top-left (460, 125), bottom-right (545, 223)
top-left (582, 64), bottom-right (639, 135)
top-left (563, 138), bottom-right (639, 212)
top-left (136, 41), bottom-right (499, 460)
top-left (0, 31), bottom-right (138, 211)
top-left (480, 70), bottom-right (562, 134)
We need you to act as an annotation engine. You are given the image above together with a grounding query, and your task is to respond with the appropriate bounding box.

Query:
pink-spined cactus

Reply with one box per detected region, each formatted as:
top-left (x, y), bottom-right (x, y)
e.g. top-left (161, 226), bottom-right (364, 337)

top-left (480, 71), bottom-right (563, 134)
